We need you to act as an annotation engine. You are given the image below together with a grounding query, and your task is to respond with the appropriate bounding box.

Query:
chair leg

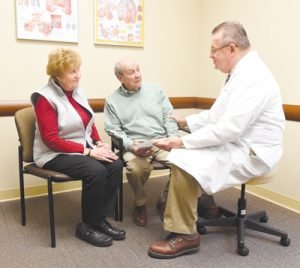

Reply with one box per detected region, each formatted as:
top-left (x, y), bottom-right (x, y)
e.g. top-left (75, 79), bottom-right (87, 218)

top-left (114, 193), bottom-right (119, 221)
top-left (237, 218), bottom-right (246, 248)
top-left (198, 183), bottom-right (291, 256)
top-left (18, 147), bottom-right (26, 226)
top-left (47, 179), bottom-right (56, 248)
top-left (247, 210), bottom-right (267, 221)
top-left (115, 175), bottom-right (123, 222)
top-left (246, 219), bottom-right (289, 238)
top-left (119, 176), bottom-right (123, 221)
top-left (19, 172), bottom-right (26, 226)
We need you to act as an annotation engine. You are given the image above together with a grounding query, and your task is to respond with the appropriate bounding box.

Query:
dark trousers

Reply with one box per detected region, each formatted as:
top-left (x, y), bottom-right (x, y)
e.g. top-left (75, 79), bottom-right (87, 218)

top-left (44, 154), bottom-right (123, 225)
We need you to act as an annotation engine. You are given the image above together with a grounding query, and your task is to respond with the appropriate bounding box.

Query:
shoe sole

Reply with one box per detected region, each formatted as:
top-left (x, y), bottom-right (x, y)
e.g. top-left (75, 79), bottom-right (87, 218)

top-left (75, 232), bottom-right (113, 247)
top-left (133, 216), bottom-right (147, 226)
top-left (112, 235), bottom-right (126, 241)
top-left (133, 217), bottom-right (147, 226)
top-left (148, 246), bottom-right (200, 259)
top-left (134, 221), bottom-right (147, 226)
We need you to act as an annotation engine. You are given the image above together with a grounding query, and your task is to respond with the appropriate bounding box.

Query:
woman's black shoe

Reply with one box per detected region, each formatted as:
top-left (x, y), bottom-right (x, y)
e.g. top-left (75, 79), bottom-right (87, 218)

top-left (75, 223), bottom-right (113, 247)
top-left (94, 220), bottom-right (126, 240)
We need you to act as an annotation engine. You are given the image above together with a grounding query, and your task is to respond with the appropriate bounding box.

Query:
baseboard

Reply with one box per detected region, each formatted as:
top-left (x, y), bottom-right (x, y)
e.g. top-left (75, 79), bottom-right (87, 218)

top-left (0, 173), bottom-right (158, 202)
top-left (245, 185), bottom-right (300, 214)
top-left (1, 176), bottom-right (299, 215)
top-left (0, 181), bottom-right (82, 202)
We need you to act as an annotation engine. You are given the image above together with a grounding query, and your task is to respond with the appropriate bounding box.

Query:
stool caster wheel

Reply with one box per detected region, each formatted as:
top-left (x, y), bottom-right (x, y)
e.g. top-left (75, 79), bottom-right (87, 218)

top-left (280, 237), bottom-right (291, 246)
top-left (238, 246), bottom-right (249, 256)
top-left (197, 225), bottom-right (207, 235)
top-left (260, 215), bottom-right (268, 223)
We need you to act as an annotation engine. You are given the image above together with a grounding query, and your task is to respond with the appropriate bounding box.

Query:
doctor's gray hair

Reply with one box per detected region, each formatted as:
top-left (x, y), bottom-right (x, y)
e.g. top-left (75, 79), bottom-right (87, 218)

top-left (212, 21), bottom-right (251, 50)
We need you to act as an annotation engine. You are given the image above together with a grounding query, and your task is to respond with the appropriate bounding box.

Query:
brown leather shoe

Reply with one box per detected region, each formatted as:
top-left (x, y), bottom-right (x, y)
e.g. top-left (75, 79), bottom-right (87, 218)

top-left (197, 195), bottom-right (221, 219)
top-left (132, 205), bottom-right (147, 226)
top-left (149, 233), bottom-right (200, 259)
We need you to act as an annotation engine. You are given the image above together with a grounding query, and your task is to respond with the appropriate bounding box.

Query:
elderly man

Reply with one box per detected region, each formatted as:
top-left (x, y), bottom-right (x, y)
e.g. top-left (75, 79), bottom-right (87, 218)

top-left (148, 21), bottom-right (285, 259)
top-left (104, 59), bottom-right (219, 226)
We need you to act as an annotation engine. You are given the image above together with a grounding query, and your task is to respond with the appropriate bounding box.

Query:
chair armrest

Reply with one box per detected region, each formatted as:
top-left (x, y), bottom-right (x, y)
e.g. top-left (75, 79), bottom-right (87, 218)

top-left (109, 133), bottom-right (125, 163)
top-left (179, 126), bottom-right (191, 134)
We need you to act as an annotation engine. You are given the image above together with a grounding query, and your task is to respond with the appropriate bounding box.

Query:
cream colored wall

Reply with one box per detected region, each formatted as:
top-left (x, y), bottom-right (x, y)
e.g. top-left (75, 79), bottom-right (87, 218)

top-left (196, 0), bottom-right (300, 206)
top-left (196, 0), bottom-right (300, 103)
top-left (0, 1), bottom-right (202, 196)
top-left (1, 1), bottom-right (202, 100)
top-left (0, 1), bottom-right (299, 210)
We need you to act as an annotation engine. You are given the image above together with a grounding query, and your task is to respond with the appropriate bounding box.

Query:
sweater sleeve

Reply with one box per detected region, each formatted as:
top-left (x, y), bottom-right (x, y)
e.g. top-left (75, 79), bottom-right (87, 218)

top-left (34, 95), bottom-right (84, 153)
top-left (91, 124), bottom-right (101, 143)
top-left (160, 90), bottom-right (179, 137)
top-left (104, 99), bottom-right (134, 150)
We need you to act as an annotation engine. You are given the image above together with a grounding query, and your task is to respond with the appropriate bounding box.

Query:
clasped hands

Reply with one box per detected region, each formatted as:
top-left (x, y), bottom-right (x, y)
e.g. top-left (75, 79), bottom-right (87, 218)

top-left (88, 142), bottom-right (118, 162)
top-left (152, 137), bottom-right (183, 151)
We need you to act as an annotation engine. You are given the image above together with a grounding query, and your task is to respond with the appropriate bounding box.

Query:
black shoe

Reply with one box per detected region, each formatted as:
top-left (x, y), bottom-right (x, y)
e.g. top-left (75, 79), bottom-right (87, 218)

top-left (75, 223), bottom-right (113, 247)
top-left (94, 220), bottom-right (126, 240)
top-left (197, 195), bottom-right (221, 219)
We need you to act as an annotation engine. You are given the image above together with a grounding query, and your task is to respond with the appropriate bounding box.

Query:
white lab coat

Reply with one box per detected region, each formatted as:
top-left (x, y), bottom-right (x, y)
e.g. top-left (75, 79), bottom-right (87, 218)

top-left (168, 51), bottom-right (285, 195)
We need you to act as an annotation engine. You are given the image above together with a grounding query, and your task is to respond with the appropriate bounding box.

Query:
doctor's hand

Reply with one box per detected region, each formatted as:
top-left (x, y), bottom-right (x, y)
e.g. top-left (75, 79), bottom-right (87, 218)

top-left (168, 114), bottom-right (187, 128)
top-left (152, 137), bottom-right (184, 151)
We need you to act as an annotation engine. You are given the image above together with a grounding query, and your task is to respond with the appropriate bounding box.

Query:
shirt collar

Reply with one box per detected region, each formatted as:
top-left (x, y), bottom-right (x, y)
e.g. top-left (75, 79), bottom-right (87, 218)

top-left (119, 84), bottom-right (141, 95)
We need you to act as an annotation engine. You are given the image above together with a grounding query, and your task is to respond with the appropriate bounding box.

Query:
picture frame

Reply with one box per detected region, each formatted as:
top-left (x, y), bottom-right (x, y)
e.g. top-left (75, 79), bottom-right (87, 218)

top-left (94, 0), bottom-right (144, 47)
top-left (15, 0), bottom-right (78, 43)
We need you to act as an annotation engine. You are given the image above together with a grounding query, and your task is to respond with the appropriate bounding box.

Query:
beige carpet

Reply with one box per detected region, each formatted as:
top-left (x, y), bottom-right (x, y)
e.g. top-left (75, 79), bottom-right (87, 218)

top-left (0, 176), bottom-right (299, 268)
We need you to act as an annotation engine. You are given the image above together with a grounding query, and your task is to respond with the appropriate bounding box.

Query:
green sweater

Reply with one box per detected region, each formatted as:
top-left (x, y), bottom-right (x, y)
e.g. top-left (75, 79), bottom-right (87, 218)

top-left (104, 82), bottom-right (178, 150)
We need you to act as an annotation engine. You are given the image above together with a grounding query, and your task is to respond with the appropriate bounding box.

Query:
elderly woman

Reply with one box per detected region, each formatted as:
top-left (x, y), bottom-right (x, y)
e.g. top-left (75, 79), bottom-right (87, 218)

top-left (31, 48), bottom-right (125, 247)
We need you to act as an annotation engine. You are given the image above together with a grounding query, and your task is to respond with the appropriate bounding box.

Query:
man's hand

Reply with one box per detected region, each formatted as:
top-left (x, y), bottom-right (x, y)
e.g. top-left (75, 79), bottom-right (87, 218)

top-left (152, 137), bottom-right (184, 151)
top-left (131, 141), bottom-right (153, 157)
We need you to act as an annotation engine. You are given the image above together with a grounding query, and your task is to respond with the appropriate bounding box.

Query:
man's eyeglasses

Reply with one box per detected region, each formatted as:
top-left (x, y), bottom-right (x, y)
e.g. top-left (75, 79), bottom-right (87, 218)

top-left (210, 43), bottom-right (231, 54)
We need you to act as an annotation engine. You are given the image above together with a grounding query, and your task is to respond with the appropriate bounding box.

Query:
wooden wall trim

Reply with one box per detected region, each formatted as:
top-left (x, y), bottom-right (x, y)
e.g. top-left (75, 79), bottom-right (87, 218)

top-left (1, 98), bottom-right (300, 122)
top-left (282, 104), bottom-right (300, 122)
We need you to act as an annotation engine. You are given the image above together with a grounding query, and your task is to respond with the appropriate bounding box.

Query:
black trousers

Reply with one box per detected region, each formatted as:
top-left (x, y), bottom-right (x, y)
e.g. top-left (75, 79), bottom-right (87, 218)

top-left (44, 154), bottom-right (123, 225)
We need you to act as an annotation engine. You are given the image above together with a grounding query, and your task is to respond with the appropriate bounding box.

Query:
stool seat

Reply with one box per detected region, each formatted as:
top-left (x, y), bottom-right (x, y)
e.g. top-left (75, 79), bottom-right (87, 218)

top-left (247, 168), bottom-right (276, 185)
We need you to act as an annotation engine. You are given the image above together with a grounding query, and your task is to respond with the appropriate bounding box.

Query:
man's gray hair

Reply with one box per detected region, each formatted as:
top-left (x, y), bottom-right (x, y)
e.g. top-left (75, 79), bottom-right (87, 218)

top-left (114, 62), bottom-right (122, 76)
top-left (212, 21), bottom-right (251, 50)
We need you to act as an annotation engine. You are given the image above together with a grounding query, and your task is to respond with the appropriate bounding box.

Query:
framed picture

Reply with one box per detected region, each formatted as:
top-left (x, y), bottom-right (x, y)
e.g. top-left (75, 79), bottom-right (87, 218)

top-left (94, 0), bottom-right (144, 47)
top-left (15, 0), bottom-right (78, 43)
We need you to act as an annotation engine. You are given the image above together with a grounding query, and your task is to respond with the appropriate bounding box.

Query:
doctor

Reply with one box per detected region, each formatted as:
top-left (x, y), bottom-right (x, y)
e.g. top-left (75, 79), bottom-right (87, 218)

top-left (148, 21), bottom-right (285, 259)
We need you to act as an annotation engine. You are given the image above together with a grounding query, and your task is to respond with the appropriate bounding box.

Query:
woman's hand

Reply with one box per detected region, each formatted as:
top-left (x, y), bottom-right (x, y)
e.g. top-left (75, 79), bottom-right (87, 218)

top-left (95, 141), bottom-right (110, 149)
top-left (152, 137), bottom-right (184, 151)
top-left (89, 147), bottom-right (118, 162)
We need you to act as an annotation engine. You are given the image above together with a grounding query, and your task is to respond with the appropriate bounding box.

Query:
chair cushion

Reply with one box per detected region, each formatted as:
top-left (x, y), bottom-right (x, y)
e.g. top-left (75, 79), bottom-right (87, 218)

top-left (24, 163), bottom-right (79, 182)
top-left (151, 160), bottom-right (170, 170)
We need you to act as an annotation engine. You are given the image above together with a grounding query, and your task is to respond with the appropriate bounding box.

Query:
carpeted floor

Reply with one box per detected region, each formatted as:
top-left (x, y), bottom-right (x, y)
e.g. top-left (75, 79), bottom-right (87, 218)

top-left (0, 176), bottom-right (299, 268)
